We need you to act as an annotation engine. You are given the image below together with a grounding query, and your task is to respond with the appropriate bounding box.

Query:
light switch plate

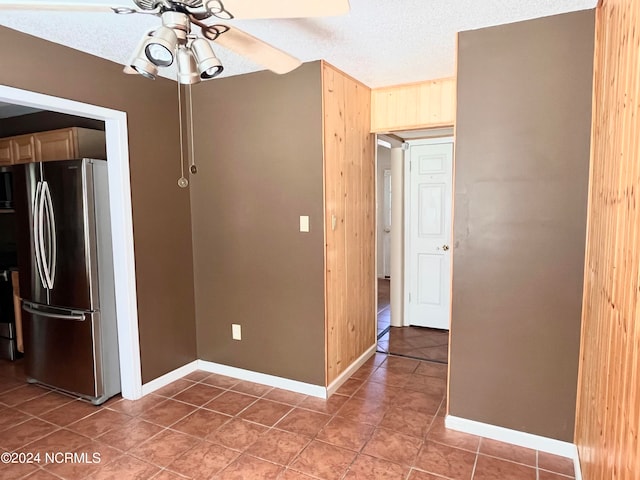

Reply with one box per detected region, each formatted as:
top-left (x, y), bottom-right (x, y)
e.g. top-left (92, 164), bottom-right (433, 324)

top-left (300, 215), bottom-right (309, 233)
top-left (232, 324), bottom-right (241, 340)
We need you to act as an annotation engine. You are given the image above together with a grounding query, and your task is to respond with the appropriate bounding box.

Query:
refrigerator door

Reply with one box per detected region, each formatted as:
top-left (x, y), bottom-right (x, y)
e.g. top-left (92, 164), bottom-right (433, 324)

top-left (22, 301), bottom-right (102, 399)
top-left (14, 163), bottom-right (49, 306)
top-left (15, 160), bottom-right (98, 311)
top-left (41, 159), bottom-right (98, 311)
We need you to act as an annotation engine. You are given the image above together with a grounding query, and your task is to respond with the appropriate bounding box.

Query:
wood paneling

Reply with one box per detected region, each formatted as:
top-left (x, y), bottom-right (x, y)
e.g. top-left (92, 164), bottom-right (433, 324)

top-left (323, 62), bottom-right (376, 384)
top-left (575, 1), bottom-right (640, 479)
top-left (370, 78), bottom-right (456, 133)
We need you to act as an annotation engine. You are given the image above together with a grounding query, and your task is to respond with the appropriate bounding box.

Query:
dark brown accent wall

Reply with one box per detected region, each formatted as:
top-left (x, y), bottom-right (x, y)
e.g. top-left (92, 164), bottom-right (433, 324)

top-left (0, 111), bottom-right (104, 137)
top-left (190, 62), bottom-right (326, 385)
top-left (450, 11), bottom-right (594, 441)
top-left (0, 27), bottom-right (197, 383)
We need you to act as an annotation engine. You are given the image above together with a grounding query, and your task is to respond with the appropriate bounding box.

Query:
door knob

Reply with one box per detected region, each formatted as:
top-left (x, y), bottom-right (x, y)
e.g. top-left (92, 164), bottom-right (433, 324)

top-left (442, 244), bottom-right (449, 251)
top-left (384, 228), bottom-right (391, 233)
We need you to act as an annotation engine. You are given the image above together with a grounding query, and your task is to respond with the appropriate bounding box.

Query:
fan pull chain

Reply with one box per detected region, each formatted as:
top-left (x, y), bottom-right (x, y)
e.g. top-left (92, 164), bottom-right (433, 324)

top-left (188, 83), bottom-right (197, 174)
top-left (177, 81), bottom-right (189, 188)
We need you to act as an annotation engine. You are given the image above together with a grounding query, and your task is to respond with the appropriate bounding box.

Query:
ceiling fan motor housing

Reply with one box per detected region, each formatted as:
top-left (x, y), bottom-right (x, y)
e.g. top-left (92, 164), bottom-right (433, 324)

top-left (134, 0), bottom-right (203, 11)
top-left (161, 11), bottom-right (191, 41)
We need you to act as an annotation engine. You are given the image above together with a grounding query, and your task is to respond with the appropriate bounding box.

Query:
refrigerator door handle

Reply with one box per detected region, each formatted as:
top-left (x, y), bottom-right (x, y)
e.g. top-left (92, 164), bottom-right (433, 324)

top-left (32, 181), bottom-right (47, 289)
top-left (38, 181), bottom-right (53, 290)
top-left (42, 181), bottom-right (57, 289)
top-left (22, 302), bottom-right (86, 322)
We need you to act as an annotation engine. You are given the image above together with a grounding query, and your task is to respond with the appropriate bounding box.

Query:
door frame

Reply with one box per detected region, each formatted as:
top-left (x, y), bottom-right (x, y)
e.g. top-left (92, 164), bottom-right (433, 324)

top-left (404, 136), bottom-right (454, 327)
top-left (382, 168), bottom-right (392, 278)
top-left (0, 85), bottom-right (142, 400)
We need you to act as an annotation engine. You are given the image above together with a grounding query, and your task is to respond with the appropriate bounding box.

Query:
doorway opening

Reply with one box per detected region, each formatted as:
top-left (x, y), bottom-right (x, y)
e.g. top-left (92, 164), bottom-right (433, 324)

top-left (0, 85), bottom-right (142, 399)
top-left (375, 128), bottom-right (454, 364)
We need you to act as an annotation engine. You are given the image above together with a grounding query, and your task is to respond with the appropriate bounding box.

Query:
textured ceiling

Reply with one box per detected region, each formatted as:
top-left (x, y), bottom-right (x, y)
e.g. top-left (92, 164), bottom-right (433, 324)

top-left (0, 0), bottom-right (597, 88)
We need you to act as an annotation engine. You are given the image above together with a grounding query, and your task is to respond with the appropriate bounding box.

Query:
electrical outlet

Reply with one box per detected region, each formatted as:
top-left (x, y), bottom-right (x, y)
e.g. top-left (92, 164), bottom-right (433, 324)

top-left (232, 324), bottom-right (241, 340)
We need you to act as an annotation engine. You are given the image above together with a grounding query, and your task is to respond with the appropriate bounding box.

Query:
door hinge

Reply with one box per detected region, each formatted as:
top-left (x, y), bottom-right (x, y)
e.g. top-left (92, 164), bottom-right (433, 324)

top-left (408, 292), bottom-right (411, 302)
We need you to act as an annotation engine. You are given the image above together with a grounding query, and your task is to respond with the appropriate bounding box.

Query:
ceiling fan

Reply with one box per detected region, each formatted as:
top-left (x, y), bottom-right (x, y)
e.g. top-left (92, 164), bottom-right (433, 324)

top-left (0, 0), bottom-right (351, 84)
top-left (1, 0), bottom-right (350, 187)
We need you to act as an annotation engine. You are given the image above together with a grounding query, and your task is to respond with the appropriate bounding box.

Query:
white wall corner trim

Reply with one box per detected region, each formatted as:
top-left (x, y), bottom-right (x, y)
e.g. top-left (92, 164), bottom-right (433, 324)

top-left (327, 344), bottom-right (377, 397)
top-left (141, 360), bottom-right (199, 396)
top-left (198, 360), bottom-right (327, 399)
top-left (445, 415), bottom-right (581, 477)
top-left (0, 85), bottom-right (142, 401)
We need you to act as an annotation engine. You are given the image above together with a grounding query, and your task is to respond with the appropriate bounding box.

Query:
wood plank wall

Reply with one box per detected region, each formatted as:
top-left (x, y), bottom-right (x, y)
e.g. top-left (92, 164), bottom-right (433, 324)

top-left (322, 61), bottom-right (376, 384)
top-left (370, 77), bottom-right (456, 133)
top-left (574, 1), bottom-right (640, 479)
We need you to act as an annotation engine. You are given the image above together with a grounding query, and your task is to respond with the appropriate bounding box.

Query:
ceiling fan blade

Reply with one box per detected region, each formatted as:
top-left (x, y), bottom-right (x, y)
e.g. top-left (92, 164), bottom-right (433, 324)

top-left (0, 2), bottom-right (122, 12)
top-left (210, 0), bottom-right (349, 19)
top-left (214, 26), bottom-right (301, 75)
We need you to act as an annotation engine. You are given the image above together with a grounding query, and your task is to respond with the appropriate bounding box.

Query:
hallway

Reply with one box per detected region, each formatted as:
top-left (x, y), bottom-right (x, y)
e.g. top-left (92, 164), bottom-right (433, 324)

top-left (377, 279), bottom-right (449, 363)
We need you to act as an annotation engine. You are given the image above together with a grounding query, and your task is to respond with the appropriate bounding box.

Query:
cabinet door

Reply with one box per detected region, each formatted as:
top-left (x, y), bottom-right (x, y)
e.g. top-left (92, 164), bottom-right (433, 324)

top-left (0, 139), bottom-right (13, 165)
top-left (12, 135), bottom-right (36, 164)
top-left (35, 128), bottom-right (77, 161)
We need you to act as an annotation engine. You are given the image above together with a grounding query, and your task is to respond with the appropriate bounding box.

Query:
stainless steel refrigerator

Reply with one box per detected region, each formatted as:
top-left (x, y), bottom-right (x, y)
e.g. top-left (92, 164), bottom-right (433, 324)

top-left (14, 158), bottom-right (120, 405)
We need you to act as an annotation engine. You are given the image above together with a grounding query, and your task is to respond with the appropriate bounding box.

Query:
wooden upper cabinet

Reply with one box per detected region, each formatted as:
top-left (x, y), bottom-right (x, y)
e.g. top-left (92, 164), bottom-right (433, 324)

top-left (3, 127), bottom-right (106, 164)
top-left (36, 127), bottom-right (106, 162)
top-left (35, 128), bottom-right (75, 161)
top-left (0, 139), bottom-right (12, 166)
top-left (12, 135), bottom-right (36, 164)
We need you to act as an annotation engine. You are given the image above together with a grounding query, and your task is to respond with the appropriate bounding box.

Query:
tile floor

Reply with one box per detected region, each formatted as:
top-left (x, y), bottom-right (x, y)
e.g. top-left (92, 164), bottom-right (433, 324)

top-left (0, 356), bottom-right (575, 479)
top-left (382, 327), bottom-right (449, 363)
top-left (377, 278), bottom-right (391, 340)
top-left (377, 278), bottom-right (449, 363)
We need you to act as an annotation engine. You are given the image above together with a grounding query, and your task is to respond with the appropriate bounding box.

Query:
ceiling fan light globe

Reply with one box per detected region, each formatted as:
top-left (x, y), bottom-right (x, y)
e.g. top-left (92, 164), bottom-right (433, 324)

top-left (145, 43), bottom-right (173, 67)
top-left (191, 38), bottom-right (223, 79)
top-left (146, 26), bottom-right (178, 67)
top-left (130, 57), bottom-right (157, 80)
top-left (201, 61), bottom-right (223, 79)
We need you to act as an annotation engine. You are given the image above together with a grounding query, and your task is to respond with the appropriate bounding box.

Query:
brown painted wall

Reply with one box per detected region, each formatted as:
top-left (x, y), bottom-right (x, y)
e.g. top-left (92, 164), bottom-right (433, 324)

top-left (575, 1), bottom-right (640, 478)
top-left (0, 27), bottom-right (197, 383)
top-left (450, 11), bottom-right (594, 441)
top-left (190, 62), bottom-right (326, 385)
top-left (0, 111), bottom-right (104, 137)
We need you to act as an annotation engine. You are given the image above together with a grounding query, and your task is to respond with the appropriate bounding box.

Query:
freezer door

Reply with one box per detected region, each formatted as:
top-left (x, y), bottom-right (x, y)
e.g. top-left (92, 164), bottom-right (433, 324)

top-left (42, 160), bottom-right (98, 310)
top-left (22, 302), bottom-right (102, 398)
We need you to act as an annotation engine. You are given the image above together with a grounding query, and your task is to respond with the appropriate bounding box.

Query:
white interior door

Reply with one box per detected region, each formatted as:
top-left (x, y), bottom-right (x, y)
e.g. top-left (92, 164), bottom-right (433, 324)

top-left (406, 140), bottom-right (453, 329)
top-left (382, 169), bottom-right (392, 278)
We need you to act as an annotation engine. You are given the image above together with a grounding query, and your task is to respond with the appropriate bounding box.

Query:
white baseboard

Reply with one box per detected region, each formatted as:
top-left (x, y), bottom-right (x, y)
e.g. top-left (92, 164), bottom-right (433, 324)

top-left (139, 346), bottom-right (376, 402)
top-left (197, 360), bottom-right (327, 399)
top-left (446, 415), bottom-right (580, 475)
top-left (140, 360), bottom-right (199, 396)
top-left (327, 344), bottom-right (377, 397)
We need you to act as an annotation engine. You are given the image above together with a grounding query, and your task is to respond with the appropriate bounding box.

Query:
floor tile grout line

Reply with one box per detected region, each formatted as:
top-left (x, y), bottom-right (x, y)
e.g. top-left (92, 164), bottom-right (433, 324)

top-left (4, 358), bottom-right (567, 480)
